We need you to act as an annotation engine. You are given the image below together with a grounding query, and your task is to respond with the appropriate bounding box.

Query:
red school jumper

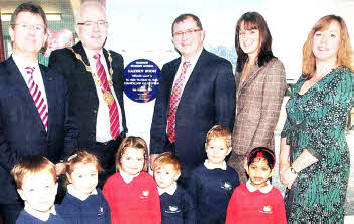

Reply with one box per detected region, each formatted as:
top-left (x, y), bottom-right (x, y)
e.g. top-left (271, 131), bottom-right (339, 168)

top-left (103, 171), bottom-right (161, 224)
top-left (226, 182), bottom-right (287, 224)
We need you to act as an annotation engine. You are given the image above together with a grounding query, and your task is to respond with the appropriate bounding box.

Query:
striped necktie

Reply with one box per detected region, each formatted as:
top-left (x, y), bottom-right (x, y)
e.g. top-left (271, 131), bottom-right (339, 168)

top-left (167, 62), bottom-right (191, 143)
top-left (25, 66), bottom-right (48, 131)
top-left (93, 53), bottom-right (120, 139)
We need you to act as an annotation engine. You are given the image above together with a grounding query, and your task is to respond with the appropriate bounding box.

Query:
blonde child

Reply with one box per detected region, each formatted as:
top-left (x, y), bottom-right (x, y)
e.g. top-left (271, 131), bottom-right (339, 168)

top-left (226, 147), bottom-right (287, 224)
top-left (11, 155), bottom-right (65, 223)
top-left (56, 150), bottom-right (111, 223)
top-left (188, 125), bottom-right (240, 223)
top-left (152, 152), bottom-right (196, 224)
top-left (103, 136), bottom-right (161, 224)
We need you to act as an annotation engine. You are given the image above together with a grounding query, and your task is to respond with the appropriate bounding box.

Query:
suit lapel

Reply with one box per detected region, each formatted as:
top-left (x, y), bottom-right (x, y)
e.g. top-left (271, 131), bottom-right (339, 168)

top-left (237, 65), bottom-right (263, 98)
top-left (73, 41), bottom-right (90, 66)
top-left (40, 65), bottom-right (53, 134)
top-left (178, 49), bottom-right (206, 105)
top-left (6, 57), bottom-right (46, 132)
top-left (72, 42), bottom-right (99, 102)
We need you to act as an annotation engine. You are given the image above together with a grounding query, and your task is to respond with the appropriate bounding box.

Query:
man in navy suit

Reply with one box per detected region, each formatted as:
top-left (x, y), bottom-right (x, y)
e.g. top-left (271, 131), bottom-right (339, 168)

top-left (48, 1), bottom-right (127, 188)
top-left (0, 3), bottom-right (78, 223)
top-left (150, 14), bottom-right (236, 187)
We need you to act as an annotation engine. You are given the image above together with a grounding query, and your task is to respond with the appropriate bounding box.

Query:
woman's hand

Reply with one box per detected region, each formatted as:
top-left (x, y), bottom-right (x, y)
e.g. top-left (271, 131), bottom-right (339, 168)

top-left (280, 166), bottom-right (298, 189)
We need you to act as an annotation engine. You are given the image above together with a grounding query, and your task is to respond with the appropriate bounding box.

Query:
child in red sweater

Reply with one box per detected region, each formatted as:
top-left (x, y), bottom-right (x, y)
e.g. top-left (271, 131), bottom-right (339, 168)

top-left (103, 136), bottom-right (161, 224)
top-left (226, 147), bottom-right (287, 224)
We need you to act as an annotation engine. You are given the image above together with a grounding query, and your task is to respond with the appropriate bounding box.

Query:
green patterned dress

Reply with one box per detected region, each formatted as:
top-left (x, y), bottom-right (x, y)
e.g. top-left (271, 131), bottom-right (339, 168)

top-left (281, 67), bottom-right (352, 223)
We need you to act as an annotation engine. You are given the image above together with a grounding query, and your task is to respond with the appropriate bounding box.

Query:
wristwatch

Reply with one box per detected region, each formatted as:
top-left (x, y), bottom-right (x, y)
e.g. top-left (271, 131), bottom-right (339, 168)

top-left (290, 166), bottom-right (299, 175)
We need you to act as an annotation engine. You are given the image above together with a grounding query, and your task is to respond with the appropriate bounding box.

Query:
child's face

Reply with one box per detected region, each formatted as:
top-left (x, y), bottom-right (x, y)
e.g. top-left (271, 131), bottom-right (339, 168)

top-left (154, 164), bottom-right (180, 189)
top-left (68, 162), bottom-right (98, 196)
top-left (246, 158), bottom-right (274, 189)
top-left (205, 137), bottom-right (231, 166)
top-left (120, 147), bottom-right (145, 176)
top-left (17, 170), bottom-right (57, 213)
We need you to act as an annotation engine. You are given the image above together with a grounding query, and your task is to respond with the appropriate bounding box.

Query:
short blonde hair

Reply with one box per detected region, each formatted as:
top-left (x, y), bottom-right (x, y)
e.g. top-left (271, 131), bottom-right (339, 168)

top-left (205, 125), bottom-right (232, 148)
top-left (302, 15), bottom-right (353, 77)
top-left (11, 156), bottom-right (56, 189)
top-left (152, 152), bottom-right (181, 175)
top-left (115, 136), bottom-right (148, 171)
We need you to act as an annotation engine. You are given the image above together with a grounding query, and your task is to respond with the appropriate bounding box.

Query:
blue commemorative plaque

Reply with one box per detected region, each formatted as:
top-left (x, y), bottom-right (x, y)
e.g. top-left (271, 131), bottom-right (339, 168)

top-left (124, 59), bottom-right (161, 103)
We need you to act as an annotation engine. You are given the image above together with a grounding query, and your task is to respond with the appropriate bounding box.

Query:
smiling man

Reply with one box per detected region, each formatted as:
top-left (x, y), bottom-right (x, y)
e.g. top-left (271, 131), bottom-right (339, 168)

top-left (0, 3), bottom-right (78, 223)
top-left (150, 13), bottom-right (236, 188)
top-left (49, 1), bottom-right (127, 188)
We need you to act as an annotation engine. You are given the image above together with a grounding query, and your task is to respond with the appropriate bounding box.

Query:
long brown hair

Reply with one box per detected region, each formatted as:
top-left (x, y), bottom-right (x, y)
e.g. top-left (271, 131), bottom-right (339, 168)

top-left (302, 15), bottom-right (353, 77)
top-left (235, 12), bottom-right (276, 73)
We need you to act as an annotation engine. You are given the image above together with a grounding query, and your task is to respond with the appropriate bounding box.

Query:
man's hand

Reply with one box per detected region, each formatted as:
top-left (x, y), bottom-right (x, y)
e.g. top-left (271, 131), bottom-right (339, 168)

top-left (55, 162), bottom-right (66, 176)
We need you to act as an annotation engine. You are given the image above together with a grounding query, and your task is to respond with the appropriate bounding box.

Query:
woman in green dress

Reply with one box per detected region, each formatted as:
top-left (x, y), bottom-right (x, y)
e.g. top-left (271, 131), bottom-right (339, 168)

top-left (279, 15), bottom-right (352, 223)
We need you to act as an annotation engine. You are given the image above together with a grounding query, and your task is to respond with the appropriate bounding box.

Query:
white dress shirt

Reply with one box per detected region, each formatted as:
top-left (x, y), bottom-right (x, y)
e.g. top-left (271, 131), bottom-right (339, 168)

top-left (84, 48), bottom-right (124, 143)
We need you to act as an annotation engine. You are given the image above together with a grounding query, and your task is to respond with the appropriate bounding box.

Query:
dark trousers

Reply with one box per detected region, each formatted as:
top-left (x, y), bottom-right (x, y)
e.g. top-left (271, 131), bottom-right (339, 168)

top-left (164, 139), bottom-right (192, 189)
top-left (90, 133), bottom-right (124, 189)
top-left (0, 204), bottom-right (22, 224)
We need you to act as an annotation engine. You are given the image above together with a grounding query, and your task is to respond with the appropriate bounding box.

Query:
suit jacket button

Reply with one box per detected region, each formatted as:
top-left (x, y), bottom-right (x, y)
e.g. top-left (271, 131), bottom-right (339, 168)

top-left (93, 110), bottom-right (97, 114)
top-left (40, 131), bottom-right (45, 137)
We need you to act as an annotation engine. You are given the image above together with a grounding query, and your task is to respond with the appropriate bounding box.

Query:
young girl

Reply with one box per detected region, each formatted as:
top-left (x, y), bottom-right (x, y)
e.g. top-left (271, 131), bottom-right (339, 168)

top-left (56, 150), bottom-right (111, 224)
top-left (103, 136), bottom-right (161, 224)
top-left (226, 147), bottom-right (287, 224)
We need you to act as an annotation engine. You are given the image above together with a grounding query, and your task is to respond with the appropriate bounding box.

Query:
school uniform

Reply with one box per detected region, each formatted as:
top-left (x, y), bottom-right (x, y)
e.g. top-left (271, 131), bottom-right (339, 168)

top-left (159, 183), bottom-right (196, 224)
top-left (56, 186), bottom-right (110, 224)
top-left (103, 171), bottom-right (161, 224)
top-left (225, 181), bottom-right (287, 224)
top-left (188, 161), bottom-right (239, 223)
top-left (16, 207), bottom-right (65, 224)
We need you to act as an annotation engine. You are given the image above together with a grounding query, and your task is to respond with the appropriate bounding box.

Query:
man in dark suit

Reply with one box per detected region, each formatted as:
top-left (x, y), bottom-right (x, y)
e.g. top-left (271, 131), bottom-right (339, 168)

top-left (0, 3), bottom-right (78, 223)
top-left (150, 14), bottom-right (236, 187)
top-left (48, 1), bottom-right (127, 188)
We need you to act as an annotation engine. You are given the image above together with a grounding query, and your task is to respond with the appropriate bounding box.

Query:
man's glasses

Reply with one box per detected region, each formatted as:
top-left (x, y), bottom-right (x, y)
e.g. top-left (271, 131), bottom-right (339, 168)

top-left (173, 29), bottom-right (201, 39)
top-left (77, 20), bottom-right (108, 29)
top-left (12, 23), bottom-right (45, 33)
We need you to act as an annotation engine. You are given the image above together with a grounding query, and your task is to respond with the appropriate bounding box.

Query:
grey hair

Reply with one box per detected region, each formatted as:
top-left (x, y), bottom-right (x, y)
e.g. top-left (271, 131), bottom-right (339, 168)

top-left (75, 1), bottom-right (107, 24)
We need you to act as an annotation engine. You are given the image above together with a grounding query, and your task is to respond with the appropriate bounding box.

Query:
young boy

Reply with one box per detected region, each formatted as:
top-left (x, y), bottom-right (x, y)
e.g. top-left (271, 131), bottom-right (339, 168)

top-left (11, 155), bottom-right (65, 223)
top-left (153, 152), bottom-right (196, 224)
top-left (188, 125), bottom-right (240, 223)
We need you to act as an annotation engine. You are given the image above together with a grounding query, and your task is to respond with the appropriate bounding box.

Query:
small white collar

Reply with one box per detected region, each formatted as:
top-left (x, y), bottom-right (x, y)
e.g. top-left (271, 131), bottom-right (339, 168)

top-left (120, 171), bottom-right (139, 184)
top-left (67, 184), bottom-right (97, 201)
top-left (246, 179), bottom-right (273, 193)
top-left (204, 160), bottom-right (227, 170)
top-left (24, 203), bottom-right (56, 221)
top-left (158, 182), bottom-right (177, 196)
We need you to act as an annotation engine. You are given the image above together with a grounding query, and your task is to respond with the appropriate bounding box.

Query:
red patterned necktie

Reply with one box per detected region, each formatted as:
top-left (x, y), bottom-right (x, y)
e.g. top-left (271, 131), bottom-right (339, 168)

top-left (93, 53), bottom-right (120, 139)
top-left (167, 62), bottom-right (191, 143)
top-left (25, 66), bottom-right (48, 131)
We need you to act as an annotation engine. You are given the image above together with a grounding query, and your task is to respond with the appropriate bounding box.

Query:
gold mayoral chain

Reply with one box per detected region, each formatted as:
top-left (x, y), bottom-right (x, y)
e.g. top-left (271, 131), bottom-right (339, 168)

top-left (67, 47), bottom-right (115, 106)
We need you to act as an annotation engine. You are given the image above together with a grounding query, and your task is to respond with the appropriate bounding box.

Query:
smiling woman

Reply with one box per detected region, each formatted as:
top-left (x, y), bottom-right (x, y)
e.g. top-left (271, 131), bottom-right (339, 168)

top-left (227, 12), bottom-right (287, 183)
top-left (279, 14), bottom-right (353, 223)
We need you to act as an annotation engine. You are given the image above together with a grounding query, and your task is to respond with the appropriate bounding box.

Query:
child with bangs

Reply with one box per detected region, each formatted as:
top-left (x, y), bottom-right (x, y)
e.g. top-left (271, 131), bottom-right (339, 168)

top-left (11, 156), bottom-right (65, 223)
top-left (188, 125), bottom-right (239, 223)
top-left (56, 150), bottom-right (111, 223)
top-left (103, 136), bottom-right (161, 224)
top-left (153, 152), bottom-right (196, 224)
top-left (226, 147), bottom-right (287, 224)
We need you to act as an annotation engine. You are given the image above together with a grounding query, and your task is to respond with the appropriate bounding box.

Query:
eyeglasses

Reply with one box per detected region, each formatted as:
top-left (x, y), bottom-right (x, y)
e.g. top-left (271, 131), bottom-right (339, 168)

top-left (12, 23), bottom-right (45, 33)
top-left (77, 20), bottom-right (108, 28)
top-left (173, 29), bottom-right (201, 39)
